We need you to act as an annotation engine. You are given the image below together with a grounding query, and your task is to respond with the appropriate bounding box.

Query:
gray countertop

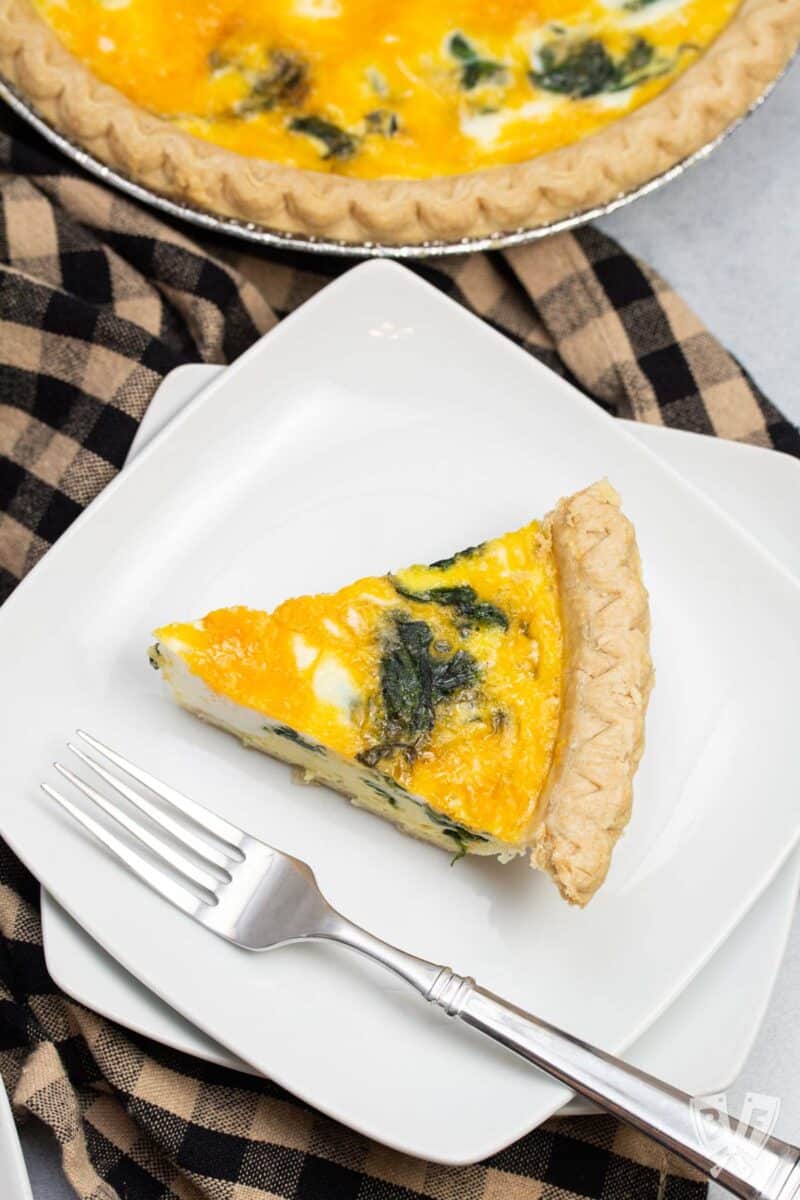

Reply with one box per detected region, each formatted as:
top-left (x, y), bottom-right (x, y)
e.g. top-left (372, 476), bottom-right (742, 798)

top-left (13, 58), bottom-right (800, 1198)
top-left (599, 59), bottom-right (800, 426)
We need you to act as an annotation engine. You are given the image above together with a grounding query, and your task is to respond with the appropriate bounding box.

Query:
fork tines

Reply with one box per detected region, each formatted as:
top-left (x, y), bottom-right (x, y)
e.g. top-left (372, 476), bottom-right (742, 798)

top-left (42, 731), bottom-right (246, 914)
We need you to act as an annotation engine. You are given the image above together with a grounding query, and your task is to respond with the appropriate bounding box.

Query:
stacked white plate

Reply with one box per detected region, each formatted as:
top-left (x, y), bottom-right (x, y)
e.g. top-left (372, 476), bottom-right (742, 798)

top-left (1, 263), bottom-right (799, 1163)
top-left (0, 1079), bottom-right (33, 1200)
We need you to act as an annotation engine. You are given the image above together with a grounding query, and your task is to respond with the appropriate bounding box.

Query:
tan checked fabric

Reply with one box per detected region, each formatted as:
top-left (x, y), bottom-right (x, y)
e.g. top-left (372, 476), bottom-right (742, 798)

top-left (1, 103), bottom-right (797, 1200)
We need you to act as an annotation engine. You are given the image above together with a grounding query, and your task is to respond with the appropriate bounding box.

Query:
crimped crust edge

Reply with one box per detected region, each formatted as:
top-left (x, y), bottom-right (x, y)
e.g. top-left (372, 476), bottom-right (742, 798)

top-left (529, 481), bottom-right (653, 906)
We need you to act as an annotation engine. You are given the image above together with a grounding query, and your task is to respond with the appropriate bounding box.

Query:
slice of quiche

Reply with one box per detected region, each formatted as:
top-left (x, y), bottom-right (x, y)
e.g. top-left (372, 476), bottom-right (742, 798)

top-left (150, 481), bottom-right (652, 905)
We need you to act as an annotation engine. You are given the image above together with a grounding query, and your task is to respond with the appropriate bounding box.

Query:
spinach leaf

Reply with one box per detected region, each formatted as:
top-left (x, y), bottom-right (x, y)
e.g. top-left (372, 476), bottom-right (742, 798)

top-left (215, 49), bottom-right (309, 116)
top-left (289, 115), bottom-right (358, 158)
top-left (236, 49), bottom-right (309, 114)
top-left (449, 32), bottom-right (478, 61)
top-left (617, 37), bottom-right (657, 82)
top-left (462, 59), bottom-right (506, 89)
top-left (380, 618), bottom-right (477, 735)
top-left (381, 618), bottom-right (437, 739)
top-left (365, 108), bottom-right (399, 136)
top-left (530, 35), bottom-right (667, 97)
top-left (449, 837), bottom-right (469, 864)
top-left (390, 579), bottom-right (508, 630)
top-left (432, 647), bottom-right (481, 691)
top-left (428, 542), bottom-right (485, 571)
top-left (268, 724), bottom-right (325, 755)
top-left (425, 805), bottom-right (488, 842)
top-left (357, 615), bottom-right (478, 767)
top-left (491, 708), bottom-right (507, 734)
top-left (365, 779), bottom-right (399, 807)
top-left (447, 32), bottom-right (506, 90)
top-left (425, 804), bottom-right (489, 860)
top-left (531, 38), bottom-right (618, 96)
top-left (358, 742), bottom-right (419, 769)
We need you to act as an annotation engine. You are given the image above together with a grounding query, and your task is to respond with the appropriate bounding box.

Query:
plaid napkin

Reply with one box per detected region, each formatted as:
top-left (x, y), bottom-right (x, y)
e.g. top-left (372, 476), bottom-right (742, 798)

top-left (1, 103), bottom-right (797, 1200)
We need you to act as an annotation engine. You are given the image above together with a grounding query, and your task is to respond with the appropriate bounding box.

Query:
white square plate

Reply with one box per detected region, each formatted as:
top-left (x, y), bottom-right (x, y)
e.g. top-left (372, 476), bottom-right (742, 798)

top-left (2, 261), bottom-right (799, 1164)
top-left (40, 364), bottom-right (800, 1116)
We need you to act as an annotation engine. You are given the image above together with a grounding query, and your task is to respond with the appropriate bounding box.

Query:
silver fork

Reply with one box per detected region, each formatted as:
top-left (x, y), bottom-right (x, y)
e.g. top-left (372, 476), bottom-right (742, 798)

top-left (44, 732), bottom-right (800, 1200)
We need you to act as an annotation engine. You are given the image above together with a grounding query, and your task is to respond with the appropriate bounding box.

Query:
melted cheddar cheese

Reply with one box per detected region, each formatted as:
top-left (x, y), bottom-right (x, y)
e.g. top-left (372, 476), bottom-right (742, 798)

top-left (154, 519), bottom-right (562, 848)
top-left (36, 0), bottom-right (739, 178)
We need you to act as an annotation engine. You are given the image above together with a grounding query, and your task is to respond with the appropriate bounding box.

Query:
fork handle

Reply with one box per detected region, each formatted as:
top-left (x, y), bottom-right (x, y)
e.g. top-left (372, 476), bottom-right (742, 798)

top-left (323, 920), bottom-right (799, 1197)
top-left (431, 971), bottom-right (800, 1200)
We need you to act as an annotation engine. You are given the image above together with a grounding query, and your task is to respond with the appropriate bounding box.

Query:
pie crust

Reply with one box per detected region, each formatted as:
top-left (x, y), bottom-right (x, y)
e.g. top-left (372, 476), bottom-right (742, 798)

top-left (532, 481), bottom-right (652, 906)
top-left (1, 0), bottom-right (797, 245)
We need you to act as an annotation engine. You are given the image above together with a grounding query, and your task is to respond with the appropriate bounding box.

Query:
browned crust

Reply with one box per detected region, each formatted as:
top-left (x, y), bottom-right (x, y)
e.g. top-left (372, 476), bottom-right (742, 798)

top-left (1, 0), bottom-right (798, 244)
top-left (529, 482), bottom-right (653, 906)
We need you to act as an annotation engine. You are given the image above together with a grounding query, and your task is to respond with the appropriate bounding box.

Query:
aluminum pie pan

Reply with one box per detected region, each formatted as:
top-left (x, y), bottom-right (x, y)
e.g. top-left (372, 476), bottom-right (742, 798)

top-left (0, 65), bottom-right (788, 259)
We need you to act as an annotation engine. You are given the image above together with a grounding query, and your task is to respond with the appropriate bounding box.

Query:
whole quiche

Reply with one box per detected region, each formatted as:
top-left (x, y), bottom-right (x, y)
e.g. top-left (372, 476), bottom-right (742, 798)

top-left (0, 0), bottom-right (797, 242)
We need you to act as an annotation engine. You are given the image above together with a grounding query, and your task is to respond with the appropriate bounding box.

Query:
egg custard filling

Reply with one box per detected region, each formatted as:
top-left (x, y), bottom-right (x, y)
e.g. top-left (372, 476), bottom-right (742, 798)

top-left (34, 0), bottom-right (740, 179)
top-left (152, 482), bottom-right (652, 905)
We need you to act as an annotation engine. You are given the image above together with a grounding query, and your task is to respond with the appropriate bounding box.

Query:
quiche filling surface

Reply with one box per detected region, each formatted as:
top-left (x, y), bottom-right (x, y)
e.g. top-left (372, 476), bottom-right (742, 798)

top-left (36, 0), bottom-right (740, 179)
top-left (153, 518), bottom-right (562, 858)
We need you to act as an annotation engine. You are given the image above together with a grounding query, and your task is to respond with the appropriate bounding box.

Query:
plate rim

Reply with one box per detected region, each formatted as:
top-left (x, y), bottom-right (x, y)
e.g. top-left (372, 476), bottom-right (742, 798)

top-left (0, 1079), bottom-right (33, 1200)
